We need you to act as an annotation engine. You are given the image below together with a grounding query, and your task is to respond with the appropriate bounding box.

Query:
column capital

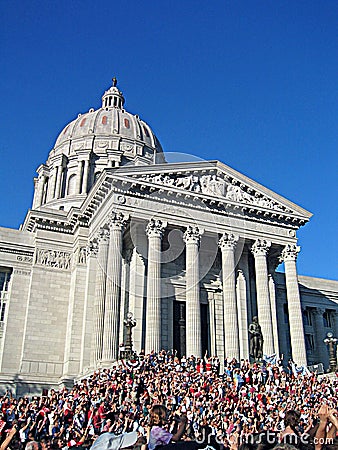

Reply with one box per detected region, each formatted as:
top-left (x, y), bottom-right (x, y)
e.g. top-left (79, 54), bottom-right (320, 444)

top-left (281, 243), bottom-right (300, 262)
top-left (218, 232), bottom-right (239, 251)
top-left (251, 239), bottom-right (271, 257)
top-left (97, 227), bottom-right (110, 243)
top-left (146, 218), bottom-right (166, 239)
top-left (108, 212), bottom-right (129, 231)
top-left (87, 241), bottom-right (99, 257)
top-left (183, 225), bottom-right (203, 246)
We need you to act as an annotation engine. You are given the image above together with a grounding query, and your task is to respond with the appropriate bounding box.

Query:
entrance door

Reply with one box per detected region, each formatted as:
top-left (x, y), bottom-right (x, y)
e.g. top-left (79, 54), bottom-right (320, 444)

top-left (173, 300), bottom-right (186, 357)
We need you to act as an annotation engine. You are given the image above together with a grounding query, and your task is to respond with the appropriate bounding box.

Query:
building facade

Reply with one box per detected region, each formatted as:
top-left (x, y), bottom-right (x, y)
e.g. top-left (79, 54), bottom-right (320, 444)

top-left (0, 81), bottom-right (337, 394)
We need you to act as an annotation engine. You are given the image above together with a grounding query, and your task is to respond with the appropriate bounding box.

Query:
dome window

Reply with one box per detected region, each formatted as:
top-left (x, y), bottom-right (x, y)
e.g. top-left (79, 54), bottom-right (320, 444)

top-left (80, 118), bottom-right (86, 127)
top-left (143, 125), bottom-right (149, 137)
top-left (102, 116), bottom-right (107, 125)
top-left (124, 118), bottom-right (130, 129)
top-left (63, 125), bottom-right (70, 135)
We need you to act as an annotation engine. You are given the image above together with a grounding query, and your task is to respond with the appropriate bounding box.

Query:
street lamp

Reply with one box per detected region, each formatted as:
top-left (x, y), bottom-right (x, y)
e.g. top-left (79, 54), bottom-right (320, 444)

top-left (123, 312), bottom-right (137, 360)
top-left (323, 332), bottom-right (338, 372)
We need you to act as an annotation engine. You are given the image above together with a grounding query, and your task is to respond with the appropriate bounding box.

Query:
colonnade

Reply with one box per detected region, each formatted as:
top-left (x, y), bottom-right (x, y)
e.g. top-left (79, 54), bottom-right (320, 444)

top-left (89, 214), bottom-right (308, 367)
top-left (33, 158), bottom-right (91, 208)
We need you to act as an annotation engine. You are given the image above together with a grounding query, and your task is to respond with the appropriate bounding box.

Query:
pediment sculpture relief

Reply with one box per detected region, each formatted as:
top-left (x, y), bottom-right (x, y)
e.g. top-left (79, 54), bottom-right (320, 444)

top-left (139, 172), bottom-right (290, 212)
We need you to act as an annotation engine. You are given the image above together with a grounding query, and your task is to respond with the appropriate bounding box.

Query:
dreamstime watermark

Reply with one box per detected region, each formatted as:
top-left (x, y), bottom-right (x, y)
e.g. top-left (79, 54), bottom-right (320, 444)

top-left (241, 431), bottom-right (334, 447)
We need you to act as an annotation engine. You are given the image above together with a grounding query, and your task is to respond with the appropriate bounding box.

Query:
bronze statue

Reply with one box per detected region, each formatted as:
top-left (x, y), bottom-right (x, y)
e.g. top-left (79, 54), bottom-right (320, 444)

top-left (249, 316), bottom-right (263, 360)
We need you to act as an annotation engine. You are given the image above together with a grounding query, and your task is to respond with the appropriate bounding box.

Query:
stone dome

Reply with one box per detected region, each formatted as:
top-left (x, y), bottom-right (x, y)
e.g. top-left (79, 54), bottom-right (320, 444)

top-left (52, 79), bottom-right (164, 164)
top-left (51, 79), bottom-right (163, 164)
top-left (32, 79), bottom-right (166, 213)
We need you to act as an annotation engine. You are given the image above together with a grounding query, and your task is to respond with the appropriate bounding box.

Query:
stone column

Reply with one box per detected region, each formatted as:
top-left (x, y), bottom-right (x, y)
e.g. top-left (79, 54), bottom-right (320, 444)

top-left (219, 233), bottom-right (240, 360)
top-left (82, 159), bottom-right (90, 194)
top-left (48, 166), bottom-right (58, 202)
top-left (281, 244), bottom-right (307, 366)
top-left (269, 274), bottom-right (280, 357)
top-left (76, 161), bottom-right (83, 194)
top-left (55, 164), bottom-right (63, 199)
top-left (236, 269), bottom-right (249, 360)
top-left (184, 226), bottom-right (202, 357)
top-left (145, 219), bottom-right (166, 354)
top-left (102, 213), bottom-right (128, 364)
top-left (90, 228), bottom-right (109, 366)
top-left (251, 239), bottom-right (275, 356)
top-left (208, 295), bottom-right (216, 357)
top-left (80, 241), bottom-right (98, 373)
top-left (35, 175), bottom-right (46, 208)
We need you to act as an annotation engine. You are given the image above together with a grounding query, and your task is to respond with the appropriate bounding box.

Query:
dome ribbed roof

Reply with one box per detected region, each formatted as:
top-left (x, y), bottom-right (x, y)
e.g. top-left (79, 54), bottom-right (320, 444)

top-left (51, 79), bottom-right (164, 164)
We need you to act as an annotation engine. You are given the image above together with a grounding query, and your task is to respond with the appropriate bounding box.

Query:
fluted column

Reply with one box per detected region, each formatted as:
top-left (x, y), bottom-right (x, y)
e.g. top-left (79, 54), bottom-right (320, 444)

top-left (102, 213), bottom-right (128, 364)
top-left (76, 161), bottom-right (83, 194)
top-left (269, 274), bottom-right (280, 357)
top-left (54, 164), bottom-right (63, 199)
top-left (251, 239), bottom-right (275, 356)
top-left (236, 269), bottom-right (250, 360)
top-left (184, 226), bottom-right (202, 357)
top-left (145, 219), bottom-right (166, 354)
top-left (82, 159), bottom-right (90, 194)
top-left (35, 175), bottom-right (46, 207)
top-left (219, 233), bottom-right (240, 360)
top-left (48, 166), bottom-right (58, 202)
top-left (281, 244), bottom-right (307, 366)
top-left (90, 228), bottom-right (109, 366)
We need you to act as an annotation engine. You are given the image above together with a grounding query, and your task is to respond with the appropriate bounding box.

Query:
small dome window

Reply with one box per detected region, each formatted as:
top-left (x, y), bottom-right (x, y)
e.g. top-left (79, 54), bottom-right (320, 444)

top-left (80, 118), bottom-right (86, 127)
top-left (102, 116), bottom-right (107, 125)
top-left (124, 118), bottom-right (130, 129)
top-left (63, 125), bottom-right (70, 135)
top-left (143, 125), bottom-right (149, 137)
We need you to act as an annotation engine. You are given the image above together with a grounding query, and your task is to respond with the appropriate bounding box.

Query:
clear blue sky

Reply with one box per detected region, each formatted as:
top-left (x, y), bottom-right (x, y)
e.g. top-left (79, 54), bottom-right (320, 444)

top-left (1, 0), bottom-right (337, 280)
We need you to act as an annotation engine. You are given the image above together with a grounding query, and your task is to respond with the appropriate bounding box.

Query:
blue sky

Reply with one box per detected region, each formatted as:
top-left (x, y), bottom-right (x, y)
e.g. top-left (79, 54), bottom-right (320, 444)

top-left (1, 0), bottom-right (337, 280)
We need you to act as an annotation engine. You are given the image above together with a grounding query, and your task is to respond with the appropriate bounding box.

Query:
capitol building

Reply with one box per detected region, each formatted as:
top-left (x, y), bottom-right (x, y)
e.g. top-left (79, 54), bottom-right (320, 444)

top-left (0, 80), bottom-right (337, 394)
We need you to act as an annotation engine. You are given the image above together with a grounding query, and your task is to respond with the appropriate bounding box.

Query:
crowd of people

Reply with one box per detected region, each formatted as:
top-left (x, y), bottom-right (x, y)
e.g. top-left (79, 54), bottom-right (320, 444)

top-left (0, 351), bottom-right (337, 450)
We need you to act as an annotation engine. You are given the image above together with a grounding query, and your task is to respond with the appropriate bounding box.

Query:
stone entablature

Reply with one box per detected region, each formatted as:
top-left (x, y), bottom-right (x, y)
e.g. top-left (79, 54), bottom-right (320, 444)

top-left (78, 162), bottom-right (312, 229)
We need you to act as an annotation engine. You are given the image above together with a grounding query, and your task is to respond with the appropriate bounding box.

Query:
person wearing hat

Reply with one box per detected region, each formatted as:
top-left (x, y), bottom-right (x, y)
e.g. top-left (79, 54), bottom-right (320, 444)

top-left (90, 431), bottom-right (145, 450)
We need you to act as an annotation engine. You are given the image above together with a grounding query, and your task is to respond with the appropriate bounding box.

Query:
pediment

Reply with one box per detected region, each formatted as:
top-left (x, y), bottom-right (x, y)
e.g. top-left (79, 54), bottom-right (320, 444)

top-left (82, 160), bottom-right (312, 226)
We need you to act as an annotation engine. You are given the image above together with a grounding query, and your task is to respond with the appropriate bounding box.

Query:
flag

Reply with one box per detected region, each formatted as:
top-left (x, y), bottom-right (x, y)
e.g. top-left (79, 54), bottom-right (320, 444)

top-left (291, 362), bottom-right (311, 377)
top-left (263, 353), bottom-right (277, 365)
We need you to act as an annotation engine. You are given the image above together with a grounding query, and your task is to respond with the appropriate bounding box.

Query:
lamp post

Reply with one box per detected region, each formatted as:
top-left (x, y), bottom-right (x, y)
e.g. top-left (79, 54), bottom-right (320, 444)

top-left (323, 332), bottom-right (338, 372)
top-left (124, 312), bottom-right (136, 360)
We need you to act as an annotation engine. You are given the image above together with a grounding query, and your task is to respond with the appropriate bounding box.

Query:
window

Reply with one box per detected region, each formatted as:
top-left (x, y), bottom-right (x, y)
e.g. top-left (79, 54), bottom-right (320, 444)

top-left (303, 309), bottom-right (312, 326)
top-left (323, 310), bottom-right (332, 328)
top-left (80, 118), bottom-right (86, 127)
top-left (305, 334), bottom-right (315, 352)
top-left (124, 118), bottom-right (130, 128)
top-left (102, 116), bottom-right (107, 125)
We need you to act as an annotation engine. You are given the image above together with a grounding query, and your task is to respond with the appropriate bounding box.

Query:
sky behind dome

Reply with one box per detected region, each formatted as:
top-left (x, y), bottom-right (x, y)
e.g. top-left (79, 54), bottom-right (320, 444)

top-left (1, 0), bottom-right (337, 280)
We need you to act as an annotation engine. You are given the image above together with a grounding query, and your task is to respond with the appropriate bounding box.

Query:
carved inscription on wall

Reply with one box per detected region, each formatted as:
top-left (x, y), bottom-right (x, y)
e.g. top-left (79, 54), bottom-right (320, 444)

top-left (35, 249), bottom-right (71, 270)
top-left (13, 269), bottom-right (31, 276)
top-left (16, 255), bottom-right (33, 263)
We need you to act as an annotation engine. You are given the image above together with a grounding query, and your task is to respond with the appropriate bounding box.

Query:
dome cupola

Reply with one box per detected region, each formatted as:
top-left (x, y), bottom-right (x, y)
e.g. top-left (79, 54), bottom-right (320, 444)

top-left (31, 78), bottom-right (166, 213)
top-left (101, 77), bottom-right (125, 109)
